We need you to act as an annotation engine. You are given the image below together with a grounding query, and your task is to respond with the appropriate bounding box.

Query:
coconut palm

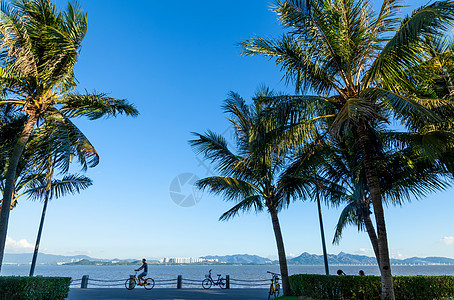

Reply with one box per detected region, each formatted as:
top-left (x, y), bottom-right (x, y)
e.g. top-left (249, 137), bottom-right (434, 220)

top-left (27, 171), bottom-right (92, 276)
top-left (26, 116), bottom-right (98, 276)
top-left (240, 1), bottom-right (454, 298)
top-left (0, 0), bottom-right (138, 270)
top-left (323, 133), bottom-right (451, 259)
top-left (0, 106), bottom-right (97, 275)
top-left (190, 91), bottom-right (324, 296)
top-left (284, 129), bottom-right (451, 272)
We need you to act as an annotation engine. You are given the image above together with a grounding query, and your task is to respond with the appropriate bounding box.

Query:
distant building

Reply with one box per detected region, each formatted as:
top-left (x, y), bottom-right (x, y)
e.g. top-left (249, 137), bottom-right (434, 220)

top-left (162, 257), bottom-right (219, 264)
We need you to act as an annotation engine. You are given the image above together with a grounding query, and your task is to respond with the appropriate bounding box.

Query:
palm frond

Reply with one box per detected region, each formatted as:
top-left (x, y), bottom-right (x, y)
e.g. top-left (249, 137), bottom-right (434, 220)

top-left (59, 91), bottom-right (139, 120)
top-left (333, 201), bottom-right (365, 244)
top-left (240, 33), bottom-right (339, 94)
top-left (219, 195), bottom-right (264, 221)
top-left (29, 108), bottom-right (99, 172)
top-left (363, 88), bottom-right (438, 128)
top-left (366, 0), bottom-right (454, 89)
top-left (24, 174), bottom-right (92, 201)
top-left (196, 176), bottom-right (260, 203)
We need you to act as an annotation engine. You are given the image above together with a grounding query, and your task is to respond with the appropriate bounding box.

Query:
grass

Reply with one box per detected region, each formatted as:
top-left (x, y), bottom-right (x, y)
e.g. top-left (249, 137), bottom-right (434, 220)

top-left (273, 297), bottom-right (315, 300)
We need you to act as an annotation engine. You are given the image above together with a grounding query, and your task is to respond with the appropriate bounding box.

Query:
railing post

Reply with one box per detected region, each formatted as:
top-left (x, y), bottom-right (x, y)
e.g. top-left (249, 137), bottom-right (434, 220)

top-left (81, 275), bottom-right (89, 289)
top-left (226, 275), bottom-right (230, 289)
top-left (177, 275), bottom-right (182, 289)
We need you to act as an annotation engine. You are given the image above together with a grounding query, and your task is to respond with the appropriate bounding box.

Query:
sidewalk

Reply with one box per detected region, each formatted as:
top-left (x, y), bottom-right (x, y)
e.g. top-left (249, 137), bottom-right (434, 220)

top-left (67, 288), bottom-right (270, 299)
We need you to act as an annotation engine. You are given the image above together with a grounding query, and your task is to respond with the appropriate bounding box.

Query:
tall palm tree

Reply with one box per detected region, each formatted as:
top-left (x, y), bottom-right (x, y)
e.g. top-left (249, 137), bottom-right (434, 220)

top-left (190, 91), bottom-right (319, 296)
top-left (323, 133), bottom-right (451, 258)
top-left (0, 0), bottom-right (138, 271)
top-left (25, 116), bottom-right (97, 276)
top-left (27, 171), bottom-right (92, 276)
top-left (240, 1), bottom-right (454, 298)
top-left (1, 105), bottom-right (97, 275)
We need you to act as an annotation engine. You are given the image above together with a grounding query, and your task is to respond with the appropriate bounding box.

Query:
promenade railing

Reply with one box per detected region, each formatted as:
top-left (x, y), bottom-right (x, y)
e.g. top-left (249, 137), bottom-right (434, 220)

top-left (71, 274), bottom-right (270, 289)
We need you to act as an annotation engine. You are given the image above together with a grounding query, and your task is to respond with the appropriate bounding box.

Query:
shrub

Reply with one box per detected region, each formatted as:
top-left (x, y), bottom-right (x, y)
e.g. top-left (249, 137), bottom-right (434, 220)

top-left (0, 276), bottom-right (71, 300)
top-left (393, 276), bottom-right (454, 300)
top-left (289, 274), bottom-right (454, 300)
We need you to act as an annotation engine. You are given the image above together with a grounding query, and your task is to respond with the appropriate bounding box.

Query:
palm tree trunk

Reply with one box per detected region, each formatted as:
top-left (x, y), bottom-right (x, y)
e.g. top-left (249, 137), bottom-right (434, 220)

top-left (316, 192), bottom-right (329, 275)
top-left (363, 211), bottom-right (380, 268)
top-left (357, 123), bottom-right (394, 300)
top-left (269, 207), bottom-right (290, 296)
top-left (0, 113), bottom-right (38, 272)
top-left (29, 190), bottom-right (50, 276)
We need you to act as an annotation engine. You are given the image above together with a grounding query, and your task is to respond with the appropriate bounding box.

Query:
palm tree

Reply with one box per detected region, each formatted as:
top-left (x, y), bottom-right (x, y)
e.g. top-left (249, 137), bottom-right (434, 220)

top-left (323, 133), bottom-right (451, 260)
top-left (1, 106), bottom-right (97, 275)
top-left (190, 91), bottom-right (320, 296)
top-left (27, 171), bottom-right (92, 276)
top-left (240, 1), bottom-right (454, 298)
top-left (0, 0), bottom-right (138, 271)
top-left (26, 116), bottom-right (98, 276)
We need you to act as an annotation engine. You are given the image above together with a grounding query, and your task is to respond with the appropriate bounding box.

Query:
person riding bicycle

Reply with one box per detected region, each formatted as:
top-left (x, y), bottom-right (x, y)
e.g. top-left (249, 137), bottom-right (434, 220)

top-left (135, 258), bottom-right (148, 283)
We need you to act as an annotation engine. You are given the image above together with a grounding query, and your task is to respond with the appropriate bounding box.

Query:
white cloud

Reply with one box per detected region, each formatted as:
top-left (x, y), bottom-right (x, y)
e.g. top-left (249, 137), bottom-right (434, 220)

top-left (390, 250), bottom-right (407, 260)
top-left (355, 248), bottom-right (372, 255)
top-left (441, 236), bottom-right (454, 245)
top-left (5, 236), bottom-right (34, 253)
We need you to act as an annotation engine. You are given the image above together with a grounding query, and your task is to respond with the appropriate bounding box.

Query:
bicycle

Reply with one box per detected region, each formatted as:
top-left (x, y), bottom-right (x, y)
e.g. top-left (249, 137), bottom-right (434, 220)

top-left (202, 269), bottom-right (226, 289)
top-left (267, 271), bottom-right (280, 299)
top-left (125, 271), bottom-right (155, 290)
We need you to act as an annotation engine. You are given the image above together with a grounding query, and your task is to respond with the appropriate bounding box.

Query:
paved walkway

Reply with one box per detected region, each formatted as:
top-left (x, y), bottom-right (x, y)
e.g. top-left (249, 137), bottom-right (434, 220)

top-left (67, 288), bottom-right (270, 299)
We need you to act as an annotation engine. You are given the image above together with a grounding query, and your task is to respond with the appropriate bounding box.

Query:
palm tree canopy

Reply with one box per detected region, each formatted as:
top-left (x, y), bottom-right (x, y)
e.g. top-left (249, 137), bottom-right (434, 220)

top-left (0, 0), bottom-right (138, 123)
top-left (190, 90), bottom-right (319, 220)
top-left (0, 106), bottom-right (97, 208)
top-left (310, 131), bottom-right (453, 244)
top-left (240, 0), bottom-right (454, 136)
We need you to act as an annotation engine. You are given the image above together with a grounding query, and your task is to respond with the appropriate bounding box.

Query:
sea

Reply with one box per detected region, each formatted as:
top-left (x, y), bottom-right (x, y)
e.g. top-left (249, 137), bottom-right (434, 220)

top-left (2, 265), bottom-right (454, 288)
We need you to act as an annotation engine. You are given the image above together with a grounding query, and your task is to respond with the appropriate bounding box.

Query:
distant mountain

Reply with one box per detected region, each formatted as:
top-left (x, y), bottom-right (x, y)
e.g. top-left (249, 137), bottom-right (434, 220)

top-left (289, 252), bottom-right (377, 265)
top-left (288, 252), bottom-right (454, 266)
top-left (201, 254), bottom-right (273, 264)
top-left (5, 252), bottom-right (454, 266)
top-left (396, 256), bottom-right (454, 265)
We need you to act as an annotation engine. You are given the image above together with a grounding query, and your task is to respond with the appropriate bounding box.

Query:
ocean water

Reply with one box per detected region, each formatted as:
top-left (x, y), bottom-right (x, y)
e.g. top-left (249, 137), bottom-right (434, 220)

top-left (2, 264), bottom-right (454, 288)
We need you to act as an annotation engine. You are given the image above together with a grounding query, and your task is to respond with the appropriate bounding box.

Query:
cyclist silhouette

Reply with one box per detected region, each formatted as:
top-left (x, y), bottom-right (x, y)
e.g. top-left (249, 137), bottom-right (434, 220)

top-left (135, 258), bottom-right (148, 282)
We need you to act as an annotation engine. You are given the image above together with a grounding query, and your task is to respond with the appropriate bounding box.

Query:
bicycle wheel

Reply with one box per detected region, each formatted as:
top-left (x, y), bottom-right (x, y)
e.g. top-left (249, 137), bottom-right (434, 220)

top-left (219, 278), bottom-right (226, 289)
top-left (125, 278), bottom-right (136, 290)
top-left (202, 278), bottom-right (212, 289)
top-left (274, 283), bottom-right (280, 297)
top-left (144, 277), bottom-right (155, 290)
top-left (268, 283), bottom-right (273, 299)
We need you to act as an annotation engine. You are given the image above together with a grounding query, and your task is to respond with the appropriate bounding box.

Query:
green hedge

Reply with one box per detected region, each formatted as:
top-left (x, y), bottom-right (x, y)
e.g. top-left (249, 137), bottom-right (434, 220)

top-left (0, 276), bottom-right (71, 300)
top-left (289, 274), bottom-right (454, 300)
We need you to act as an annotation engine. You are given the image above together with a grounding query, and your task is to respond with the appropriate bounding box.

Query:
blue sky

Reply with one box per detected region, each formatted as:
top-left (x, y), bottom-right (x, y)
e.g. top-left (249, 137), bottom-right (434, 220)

top-left (6, 0), bottom-right (454, 261)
